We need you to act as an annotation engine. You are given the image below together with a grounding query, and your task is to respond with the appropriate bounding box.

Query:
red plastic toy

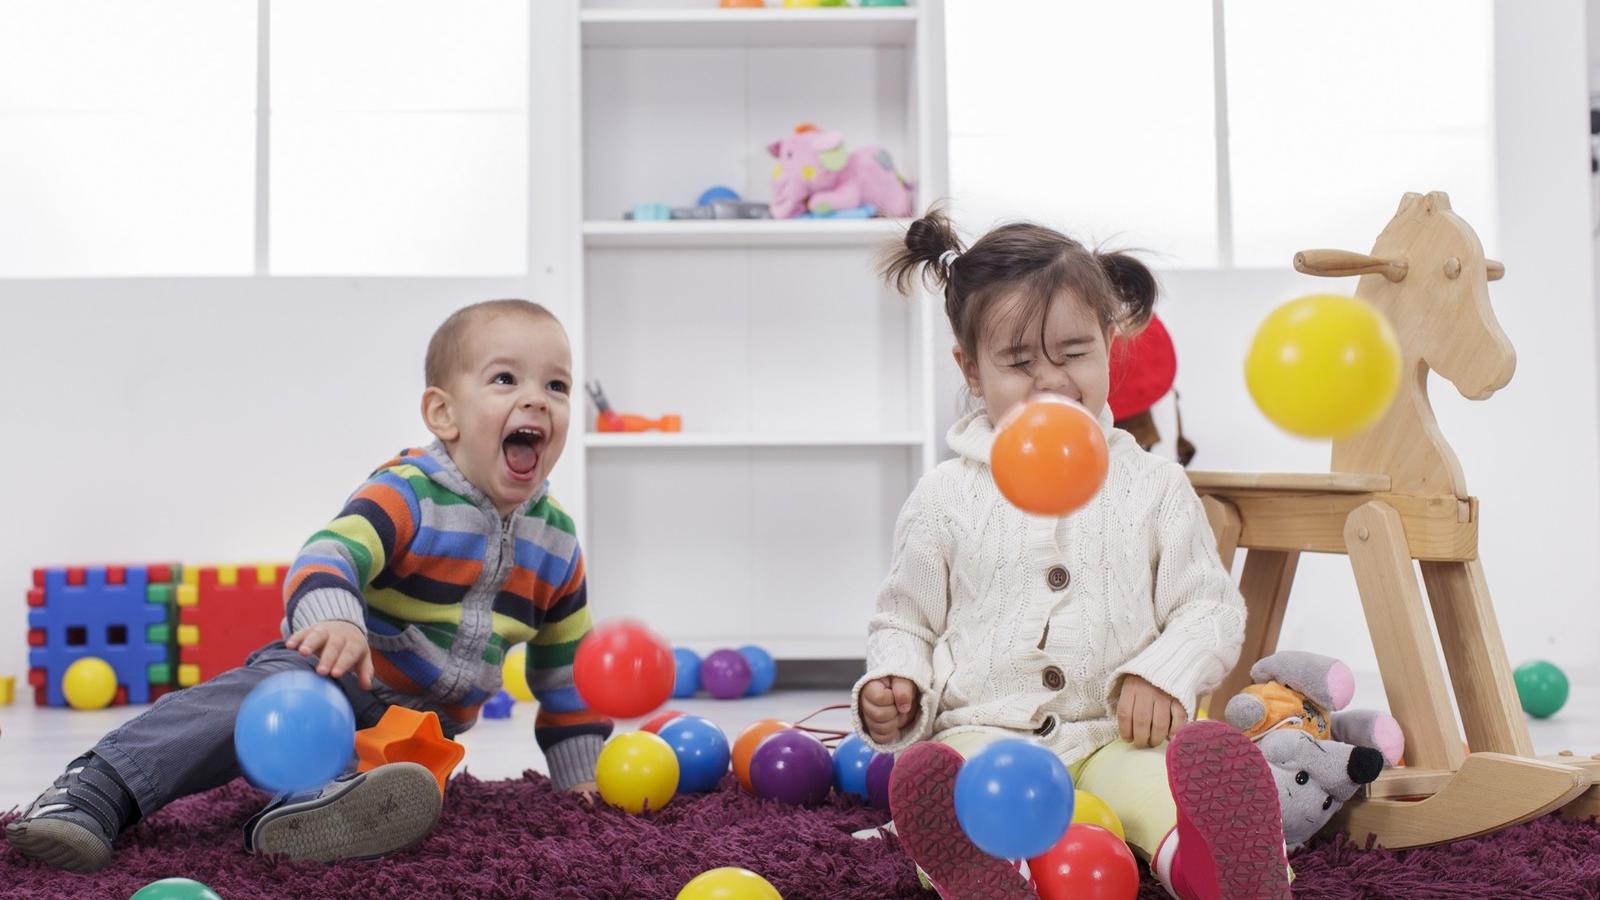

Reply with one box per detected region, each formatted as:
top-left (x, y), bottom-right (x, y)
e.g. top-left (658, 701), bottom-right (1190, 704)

top-left (586, 381), bottom-right (681, 433)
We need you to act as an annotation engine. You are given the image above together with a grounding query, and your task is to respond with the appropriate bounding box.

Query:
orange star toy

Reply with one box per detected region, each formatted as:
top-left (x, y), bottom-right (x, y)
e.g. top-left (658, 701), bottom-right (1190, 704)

top-left (354, 706), bottom-right (465, 796)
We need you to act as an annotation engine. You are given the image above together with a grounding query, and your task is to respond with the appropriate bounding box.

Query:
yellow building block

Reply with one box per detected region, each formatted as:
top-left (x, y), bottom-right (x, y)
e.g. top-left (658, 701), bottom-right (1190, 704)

top-left (178, 664), bottom-right (200, 687)
top-left (177, 624), bottom-right (199, 647)
top-left (0, 675), bottom-right (14, 706)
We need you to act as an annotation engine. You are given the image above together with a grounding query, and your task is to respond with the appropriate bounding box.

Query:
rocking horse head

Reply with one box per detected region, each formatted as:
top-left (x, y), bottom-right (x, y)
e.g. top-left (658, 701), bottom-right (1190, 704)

top-left (1295, 191), bottom-right (1516, 497)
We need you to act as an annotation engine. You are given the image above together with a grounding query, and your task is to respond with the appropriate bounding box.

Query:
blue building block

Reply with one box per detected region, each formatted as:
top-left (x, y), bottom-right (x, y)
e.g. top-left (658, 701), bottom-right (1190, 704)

top-left (28, 565), bottom-right (173, 707)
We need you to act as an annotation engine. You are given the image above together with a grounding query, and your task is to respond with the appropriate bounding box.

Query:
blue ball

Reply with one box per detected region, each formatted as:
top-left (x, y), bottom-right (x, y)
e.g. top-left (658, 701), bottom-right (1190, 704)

top-left (672, 648), bottom-right (702, 699)
top-left (833, 734), bottom-right (877, 801)
top-left (697, 185), bottom-right (741, 207)
top-left (233, 671), bottom-right (355, 794)
top-left (483, 690), bottom-right (514, 719)
top-left (658, 714), bottom-right (731, 793)
top-left (953, 739), bottom-right (1074, 860)
top-left (738, 645), bottom-right (776, 696)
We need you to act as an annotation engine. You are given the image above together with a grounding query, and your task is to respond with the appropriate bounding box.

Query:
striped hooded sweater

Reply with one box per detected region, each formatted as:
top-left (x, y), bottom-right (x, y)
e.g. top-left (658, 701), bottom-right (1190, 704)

top-left (282, 441), bottom-right (611, 789)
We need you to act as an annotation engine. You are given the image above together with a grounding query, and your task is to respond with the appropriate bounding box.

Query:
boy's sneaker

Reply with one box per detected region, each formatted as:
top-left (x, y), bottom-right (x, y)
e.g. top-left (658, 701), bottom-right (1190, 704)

top-left (244, 762), bottom-right (441, 863)
top-left (5, 755), bottom-right (137, 873)
top-left (1166, 721), bottom-right (1292, 900)
top-left (887, 742), bottom-right (1034, 900)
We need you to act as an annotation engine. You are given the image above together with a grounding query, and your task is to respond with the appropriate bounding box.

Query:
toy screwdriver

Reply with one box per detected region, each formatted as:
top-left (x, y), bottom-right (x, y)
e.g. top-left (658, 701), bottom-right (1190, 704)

top-left (585, 381), bottom-right (682, 433)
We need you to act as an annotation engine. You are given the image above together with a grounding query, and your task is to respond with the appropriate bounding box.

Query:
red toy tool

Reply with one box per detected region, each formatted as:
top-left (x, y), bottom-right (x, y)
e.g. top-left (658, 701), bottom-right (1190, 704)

top-left (586, 381), bottom-right (682, 433)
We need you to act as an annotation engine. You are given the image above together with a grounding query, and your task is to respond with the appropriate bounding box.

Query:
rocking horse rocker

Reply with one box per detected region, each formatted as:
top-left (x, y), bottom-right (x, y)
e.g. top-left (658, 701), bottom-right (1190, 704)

top-left (1191, 191), bottom-right (1597, 849)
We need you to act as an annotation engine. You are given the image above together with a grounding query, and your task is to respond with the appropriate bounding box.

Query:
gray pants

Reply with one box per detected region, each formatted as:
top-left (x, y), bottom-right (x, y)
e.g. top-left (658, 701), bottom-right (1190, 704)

top-left (91, 642), bottom-right (391, 819)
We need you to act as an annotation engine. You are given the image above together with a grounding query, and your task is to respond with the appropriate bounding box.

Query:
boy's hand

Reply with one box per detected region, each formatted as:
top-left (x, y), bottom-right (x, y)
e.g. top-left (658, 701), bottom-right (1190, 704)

top-left (569, 781), bottom-right (598, 801)
top-left (860, 676), bottom-right (919, 745)
top-left (1117, 674), bottom-right (1188, 748)
top-left (286, 620), bottom-right (374, 690)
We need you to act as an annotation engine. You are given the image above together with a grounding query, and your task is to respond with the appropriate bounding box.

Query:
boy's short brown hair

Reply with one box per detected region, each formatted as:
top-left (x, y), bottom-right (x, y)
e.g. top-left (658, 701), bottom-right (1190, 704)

top-left (424, 299), bottom-right (555, 388)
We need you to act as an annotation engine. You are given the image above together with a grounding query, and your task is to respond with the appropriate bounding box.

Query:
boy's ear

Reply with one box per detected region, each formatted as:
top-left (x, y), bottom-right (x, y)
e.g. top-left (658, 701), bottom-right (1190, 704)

top-left (422, 386), bottom-right (460, 443)
top-left (952, 344), bottom-right (983, 397)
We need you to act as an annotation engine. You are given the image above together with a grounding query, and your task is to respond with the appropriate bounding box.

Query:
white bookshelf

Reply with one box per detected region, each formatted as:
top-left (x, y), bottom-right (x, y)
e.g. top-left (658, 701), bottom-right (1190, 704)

top-left (582, 217), bottom-right (912, 248)
top-left (569, 0), bottom-right (947, 660)
top-left (580, 7), bottom-right (919, 48)
top-left (586, 431), bottom-right (926, 448)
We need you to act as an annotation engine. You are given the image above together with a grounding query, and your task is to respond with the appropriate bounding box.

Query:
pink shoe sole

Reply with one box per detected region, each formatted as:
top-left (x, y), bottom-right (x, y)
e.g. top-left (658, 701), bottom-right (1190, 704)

top-left (1167, 721), bottom-right (1291, 900)
top-left (888, 742), bottom-right (1034, 900)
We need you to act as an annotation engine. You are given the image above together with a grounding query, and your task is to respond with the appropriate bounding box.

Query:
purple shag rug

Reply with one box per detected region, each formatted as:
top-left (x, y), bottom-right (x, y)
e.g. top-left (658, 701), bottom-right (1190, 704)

top-left (4, 773), bottom-right (1600, 899)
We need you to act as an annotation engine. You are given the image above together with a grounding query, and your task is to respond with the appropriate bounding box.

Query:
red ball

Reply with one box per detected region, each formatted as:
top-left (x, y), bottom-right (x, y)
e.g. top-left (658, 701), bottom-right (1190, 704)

top-left (1028, 824), bottom-right (1140, 900)
top-left (572, 620), bottom-right (676, 719)
top-left (991, 397), bottom-right (1109, 517)
top-left (640, 709), bottom-right (686, 734)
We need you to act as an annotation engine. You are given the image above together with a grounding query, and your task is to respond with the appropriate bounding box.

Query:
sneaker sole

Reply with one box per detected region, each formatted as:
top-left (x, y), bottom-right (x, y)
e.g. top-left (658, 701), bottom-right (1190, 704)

top-left (1168, 721), bottom-right (1291, 900)
top-left (251, 762), bottom-right (441, 864)
top-left (888, 742), bottom-right (1034, 900)
top-left (5, 817), bottom-right (113, 873)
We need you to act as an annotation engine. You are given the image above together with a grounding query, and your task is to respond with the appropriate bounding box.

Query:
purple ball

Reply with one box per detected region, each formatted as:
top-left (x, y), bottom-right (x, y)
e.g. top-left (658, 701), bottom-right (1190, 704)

top-left (865, 751), bottom-right (895, 812)
top-left (749, 728), bottom-right (833, 806)
top-left (700, 649), bottom-right (752, 700)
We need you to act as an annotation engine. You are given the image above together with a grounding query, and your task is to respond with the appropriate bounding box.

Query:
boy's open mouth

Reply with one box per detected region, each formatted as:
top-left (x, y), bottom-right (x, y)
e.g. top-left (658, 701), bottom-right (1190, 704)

top-left (502, 427), bottom-right (544, 479)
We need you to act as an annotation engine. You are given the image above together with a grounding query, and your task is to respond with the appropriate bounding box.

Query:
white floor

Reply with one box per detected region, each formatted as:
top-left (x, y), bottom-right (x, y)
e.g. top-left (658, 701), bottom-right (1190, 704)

top-left (0, 689), bottom-right (856, 810)
top-left (3, 679), bottom-right (1598, 812)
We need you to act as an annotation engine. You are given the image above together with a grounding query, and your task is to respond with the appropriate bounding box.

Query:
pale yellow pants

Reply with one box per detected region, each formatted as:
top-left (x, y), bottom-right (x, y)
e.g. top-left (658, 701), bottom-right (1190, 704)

top-left (937, 728), bottom-right (1175, 860)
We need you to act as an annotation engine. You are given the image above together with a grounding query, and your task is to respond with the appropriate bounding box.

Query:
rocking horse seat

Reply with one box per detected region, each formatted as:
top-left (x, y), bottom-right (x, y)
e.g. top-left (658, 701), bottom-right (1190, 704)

top-left (1188, 470), bottom-right (1477, 561)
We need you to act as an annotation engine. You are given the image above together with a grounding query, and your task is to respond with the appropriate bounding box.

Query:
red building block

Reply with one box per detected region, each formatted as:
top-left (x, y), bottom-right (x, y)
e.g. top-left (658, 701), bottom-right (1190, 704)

top-left (176, 564), bottom-right (288, 687)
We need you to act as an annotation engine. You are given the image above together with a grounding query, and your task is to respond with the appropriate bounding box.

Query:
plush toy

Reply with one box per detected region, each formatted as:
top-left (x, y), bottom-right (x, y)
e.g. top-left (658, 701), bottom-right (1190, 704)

top-left (1224, 651), bottom-right (1403, 848)
top-left (766, 125), bottom-right (915, 219)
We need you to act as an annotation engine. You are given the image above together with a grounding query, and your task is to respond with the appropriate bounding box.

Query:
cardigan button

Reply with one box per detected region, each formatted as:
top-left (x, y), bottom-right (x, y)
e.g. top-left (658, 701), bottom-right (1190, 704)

top-left (1042, 666), bottom-right (1065, 691)
top-left (1034, 715), bottom-right (1057, 738)
top-left (1046, 566), bottom-right (1070, 591)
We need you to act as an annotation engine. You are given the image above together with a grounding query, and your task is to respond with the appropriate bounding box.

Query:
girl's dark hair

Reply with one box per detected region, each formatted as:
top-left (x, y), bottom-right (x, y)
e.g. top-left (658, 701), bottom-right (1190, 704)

top-left (879, 206), bottom-right (1157, 367)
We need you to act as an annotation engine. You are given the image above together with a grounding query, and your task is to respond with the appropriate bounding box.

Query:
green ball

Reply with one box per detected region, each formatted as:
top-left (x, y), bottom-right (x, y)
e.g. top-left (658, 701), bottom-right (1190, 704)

top-left (129, 879), bottom-right (222, 900)
top-left (1513, 660), bottom-right (1569, 719)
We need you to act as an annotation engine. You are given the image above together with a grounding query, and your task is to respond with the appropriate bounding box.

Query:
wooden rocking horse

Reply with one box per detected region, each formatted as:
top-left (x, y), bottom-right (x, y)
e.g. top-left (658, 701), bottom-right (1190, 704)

top-left (1190, 191), bottom-right (1596, 849)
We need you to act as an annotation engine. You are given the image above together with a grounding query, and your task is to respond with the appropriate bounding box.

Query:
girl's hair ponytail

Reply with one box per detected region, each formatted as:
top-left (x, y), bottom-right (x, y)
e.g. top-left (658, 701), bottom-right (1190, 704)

top-left (881, 206), bottom-right (965, 295)
top-left (1096, 251), bottom-right (1157, 335)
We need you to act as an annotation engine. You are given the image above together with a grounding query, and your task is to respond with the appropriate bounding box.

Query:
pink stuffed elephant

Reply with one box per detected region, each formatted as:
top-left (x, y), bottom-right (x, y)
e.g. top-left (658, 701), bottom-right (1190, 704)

top-left (766, 128), bottom-right (915, 219)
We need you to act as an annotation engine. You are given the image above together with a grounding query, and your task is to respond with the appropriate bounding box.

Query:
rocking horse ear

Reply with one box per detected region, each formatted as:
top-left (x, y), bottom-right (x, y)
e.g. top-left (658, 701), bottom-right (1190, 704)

top-left (1425, 191), bottom-right (1452, 211)
top-left (1397, 192), bottom-right (1424, 215)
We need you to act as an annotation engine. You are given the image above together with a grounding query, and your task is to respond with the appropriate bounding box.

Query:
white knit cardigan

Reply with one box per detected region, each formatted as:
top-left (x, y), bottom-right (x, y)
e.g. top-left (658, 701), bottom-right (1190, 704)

top-left (851, 406), bottom-right (1246, 765)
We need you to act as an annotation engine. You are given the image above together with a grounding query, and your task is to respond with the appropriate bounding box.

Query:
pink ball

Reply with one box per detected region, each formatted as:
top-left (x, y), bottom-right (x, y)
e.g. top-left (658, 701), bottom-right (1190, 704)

top-left (700, 649), bottom-right (752, 700)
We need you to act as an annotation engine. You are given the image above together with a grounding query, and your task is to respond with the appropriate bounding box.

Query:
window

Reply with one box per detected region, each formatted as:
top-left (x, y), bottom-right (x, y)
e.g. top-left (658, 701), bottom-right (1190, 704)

top-left (0, 0), bottom-right (530, 278)
top-left (0, 1), bottom-right (256, 277)
top-left (269, 0), bottom-right (529, 275)
top-left (1225, 0), bottom-right (1494, 265)
top-left (947, 0), bottom-right (1219, 267)
top-left (945, 0), bottom-right (1495, 269)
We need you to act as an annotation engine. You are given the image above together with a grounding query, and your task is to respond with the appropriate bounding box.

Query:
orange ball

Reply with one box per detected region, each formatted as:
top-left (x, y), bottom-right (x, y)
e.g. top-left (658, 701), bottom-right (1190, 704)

top-left (991, 397), bottom-right (1109, 516)
top-left (732, 719), bottom-right (792, 794)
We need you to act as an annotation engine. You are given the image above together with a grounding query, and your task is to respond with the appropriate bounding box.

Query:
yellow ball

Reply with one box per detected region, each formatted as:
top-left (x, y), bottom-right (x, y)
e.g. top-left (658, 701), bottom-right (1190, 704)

top-left (596, 731), bottom-right (679, 814)
top-left (676, 867), bottom-right (783, 900)
top-left (1071, 789), bottom-right (1126, 842)
top-left (62, 657), bottom-right (117, 710)
top-left (1245, 294), bottom-right (1401, 439)
top-left (502, 648), bottom-right (534, 702)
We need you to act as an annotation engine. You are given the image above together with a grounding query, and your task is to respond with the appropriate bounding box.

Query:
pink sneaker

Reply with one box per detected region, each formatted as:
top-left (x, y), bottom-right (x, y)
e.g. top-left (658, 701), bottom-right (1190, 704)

top-left (1166, 721), bottom-right (1291, 900)
top-left (888, 742), bottom-right (1035, 899)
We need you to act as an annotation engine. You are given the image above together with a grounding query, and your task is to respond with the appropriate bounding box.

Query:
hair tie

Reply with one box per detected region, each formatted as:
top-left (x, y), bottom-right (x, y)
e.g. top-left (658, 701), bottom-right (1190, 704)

top-left (938, 249), bottom-right (960, 270)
